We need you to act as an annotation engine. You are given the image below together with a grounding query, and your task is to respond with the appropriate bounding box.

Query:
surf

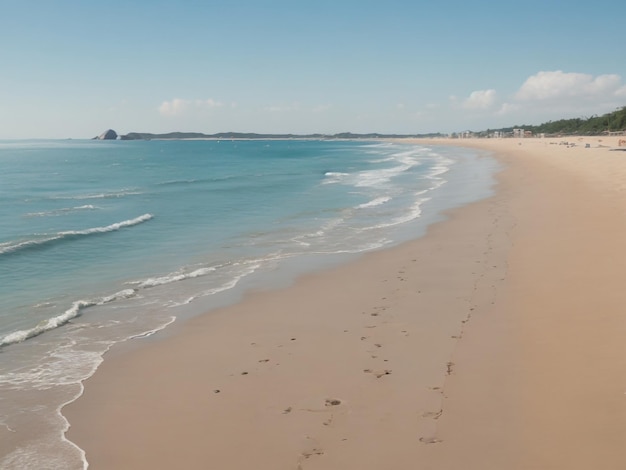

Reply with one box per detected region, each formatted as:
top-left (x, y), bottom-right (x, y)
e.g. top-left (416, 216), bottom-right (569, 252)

top-left (0, 214), bottom-right (154, 257)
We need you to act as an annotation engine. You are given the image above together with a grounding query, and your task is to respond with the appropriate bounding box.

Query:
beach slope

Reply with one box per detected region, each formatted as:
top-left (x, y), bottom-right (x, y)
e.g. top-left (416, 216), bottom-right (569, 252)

top-left (65, 137), bottom-right (626, 469)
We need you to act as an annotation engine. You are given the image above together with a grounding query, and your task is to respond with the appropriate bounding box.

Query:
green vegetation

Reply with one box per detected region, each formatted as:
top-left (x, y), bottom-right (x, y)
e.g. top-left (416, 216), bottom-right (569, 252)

top-left (476, 106), bottom-right (626, 137)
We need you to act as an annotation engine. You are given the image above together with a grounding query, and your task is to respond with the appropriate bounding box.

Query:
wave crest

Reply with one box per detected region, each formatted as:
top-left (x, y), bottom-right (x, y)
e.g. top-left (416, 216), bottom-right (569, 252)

top-left (0, 214), bottom-right (154, 256)
top-left (129, 266), bottom-right (217, 289)
top-left (25, 205), bottom-right (99, 217)
top-left (0, 289), bottom-right (138, 347)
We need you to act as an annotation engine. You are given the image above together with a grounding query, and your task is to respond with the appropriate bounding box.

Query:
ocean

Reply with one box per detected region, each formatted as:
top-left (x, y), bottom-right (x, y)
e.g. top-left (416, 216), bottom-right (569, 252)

top-left (0, 139), bottom-right (498, 468)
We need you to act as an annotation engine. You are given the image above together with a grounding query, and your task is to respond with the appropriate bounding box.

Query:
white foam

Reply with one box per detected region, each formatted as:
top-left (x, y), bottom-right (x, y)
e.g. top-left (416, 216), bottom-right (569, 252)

top-left (58, 213), bottom-right (153, 236)
top-left (0, 289), bottom-right (138, 347)
top-left (201, 262), bottom-right (261, 297)
top-left (292, 217), bottom-right (345, 246)
top-left (131, 266), bottom-right (216, 289)
top-left (0, 236), bottom-right (61, 255)
top-left (0, 214), bottom-right (153, 256)
top-left (364, 196), bottom-right (431, 231)
top-left (129, 316), bottom-right (176, 339)
top-left (324, 146), bottom-right (432, 189)
top-left (171, 262), bottom-right (262, 306)
top-left (322, 171), bottom-right (350, 185)
top-left (99, 288), bottom-right (136, 304)
top-left (354, 153), bottom-right (422, 188)
top-left (357, 196), bottom-right (392, 209)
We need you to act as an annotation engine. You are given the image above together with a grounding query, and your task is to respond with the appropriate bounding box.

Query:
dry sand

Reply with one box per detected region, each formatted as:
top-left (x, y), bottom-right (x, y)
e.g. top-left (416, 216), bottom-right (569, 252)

top-left (64, 136), bottom-right (626, 469)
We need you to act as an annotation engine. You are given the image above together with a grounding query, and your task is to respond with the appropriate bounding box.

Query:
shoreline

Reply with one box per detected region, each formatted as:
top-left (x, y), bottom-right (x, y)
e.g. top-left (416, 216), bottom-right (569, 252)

top-left (64, 137), bottom-right (626, 469)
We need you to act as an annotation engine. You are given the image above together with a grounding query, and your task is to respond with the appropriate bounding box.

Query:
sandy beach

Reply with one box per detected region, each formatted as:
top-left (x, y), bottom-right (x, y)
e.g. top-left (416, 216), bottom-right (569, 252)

top-left (64, 136), bottom-right (626, 469)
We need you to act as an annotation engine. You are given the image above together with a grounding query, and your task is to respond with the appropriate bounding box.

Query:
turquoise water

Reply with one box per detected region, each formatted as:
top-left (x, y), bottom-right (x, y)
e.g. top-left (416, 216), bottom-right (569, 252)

top-left (0, 139), bottom-right (497, 468)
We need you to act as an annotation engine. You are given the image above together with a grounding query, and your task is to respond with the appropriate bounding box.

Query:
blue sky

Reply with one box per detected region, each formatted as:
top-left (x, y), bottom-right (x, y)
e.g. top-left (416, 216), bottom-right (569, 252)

top-left (1, 0), bottom-right (625, 138)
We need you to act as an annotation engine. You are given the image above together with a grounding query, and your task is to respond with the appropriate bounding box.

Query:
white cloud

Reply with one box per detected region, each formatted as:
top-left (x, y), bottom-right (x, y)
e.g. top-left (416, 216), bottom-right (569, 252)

top-left (496, 102), bottom-right (520, 115)
top-left (159, 98), bottom-right (224, 116)
top-left (422, 70), bottom-right (625, 132)
top-left (515, 71), bottom-right (623, 101)
top-left (159, 98), bottom-right (190, 116)
top-left (462, 89), bottom-right (497, 110)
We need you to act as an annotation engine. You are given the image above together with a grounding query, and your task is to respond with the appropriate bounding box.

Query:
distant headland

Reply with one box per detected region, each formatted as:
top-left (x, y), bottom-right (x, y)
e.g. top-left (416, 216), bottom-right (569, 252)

top-left (93, 130), bottom-right (444, 141)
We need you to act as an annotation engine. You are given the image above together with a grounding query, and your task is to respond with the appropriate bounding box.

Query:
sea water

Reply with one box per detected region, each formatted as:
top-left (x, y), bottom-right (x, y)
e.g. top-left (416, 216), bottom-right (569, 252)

top-left (0, 139), bottom-right (498, 468)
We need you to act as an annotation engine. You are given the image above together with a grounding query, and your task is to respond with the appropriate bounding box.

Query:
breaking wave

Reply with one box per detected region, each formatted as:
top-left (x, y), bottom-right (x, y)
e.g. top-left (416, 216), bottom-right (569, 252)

top-left (127, 266), bottom-right (217, 289)
top-left (0, 289), bottom-right (137, 347)
top-left (0, 214), bottom-right (154, 256)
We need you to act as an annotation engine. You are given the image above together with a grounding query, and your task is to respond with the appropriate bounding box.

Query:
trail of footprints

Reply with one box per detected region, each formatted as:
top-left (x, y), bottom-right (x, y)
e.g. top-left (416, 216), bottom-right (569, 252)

top-left (210, 263), bottom-right (455, 468)
top-left (286, 202), bottom-right (509, 462)
top-left (359, 295), bottom-right (393, 379)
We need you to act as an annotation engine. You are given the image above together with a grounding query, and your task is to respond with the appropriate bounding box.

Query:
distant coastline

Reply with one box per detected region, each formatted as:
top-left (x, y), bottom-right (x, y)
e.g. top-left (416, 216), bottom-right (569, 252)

top-left (117, 131), bottom-right (445, 141)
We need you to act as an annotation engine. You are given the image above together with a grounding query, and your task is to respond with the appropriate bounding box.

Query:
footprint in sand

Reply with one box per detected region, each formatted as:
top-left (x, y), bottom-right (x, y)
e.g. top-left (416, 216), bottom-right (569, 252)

top-left (363, 369), bottom-right (392, 378)
top-left (296, 435), bottom-right (325, 470)
top-left (419, 436), bottom-right (442, 445)
top-left (422, 410), bottom-right (442, 419)
top-left (297, 448), bottom-right (325, 470)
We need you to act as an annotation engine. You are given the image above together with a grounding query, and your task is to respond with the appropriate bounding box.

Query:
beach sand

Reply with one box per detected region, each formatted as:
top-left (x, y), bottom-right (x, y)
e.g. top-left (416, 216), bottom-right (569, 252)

top-left (64, 136), bottom-right (626, 469)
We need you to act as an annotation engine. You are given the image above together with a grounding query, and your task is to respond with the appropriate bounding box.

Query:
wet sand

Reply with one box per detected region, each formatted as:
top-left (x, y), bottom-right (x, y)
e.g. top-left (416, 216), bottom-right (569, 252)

top-left (65, 136), bottom-right (626, 469)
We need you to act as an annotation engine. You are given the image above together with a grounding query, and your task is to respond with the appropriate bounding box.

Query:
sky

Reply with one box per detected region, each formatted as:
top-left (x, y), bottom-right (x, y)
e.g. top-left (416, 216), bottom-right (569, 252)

top-left (1, 0), bottom-right (625, 139)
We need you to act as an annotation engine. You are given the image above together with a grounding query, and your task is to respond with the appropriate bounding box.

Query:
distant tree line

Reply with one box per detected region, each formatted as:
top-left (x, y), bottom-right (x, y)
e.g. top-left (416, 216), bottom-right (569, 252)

top-left (475, 106), bottom-right (626, 137)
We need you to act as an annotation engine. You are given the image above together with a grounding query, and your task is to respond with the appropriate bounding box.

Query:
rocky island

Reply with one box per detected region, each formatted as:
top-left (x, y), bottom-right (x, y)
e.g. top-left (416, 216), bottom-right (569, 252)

top-left (94, 129), bottom-right (118, 140)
